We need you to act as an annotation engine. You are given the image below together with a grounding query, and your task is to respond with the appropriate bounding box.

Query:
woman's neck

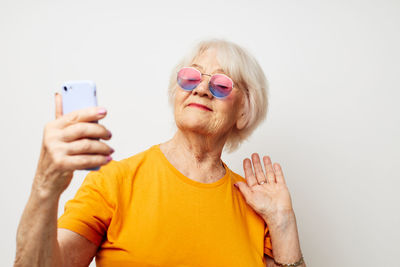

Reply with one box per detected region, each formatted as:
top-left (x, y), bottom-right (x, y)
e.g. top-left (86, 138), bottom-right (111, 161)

top-left (159, 130), bottom-right (227, 183)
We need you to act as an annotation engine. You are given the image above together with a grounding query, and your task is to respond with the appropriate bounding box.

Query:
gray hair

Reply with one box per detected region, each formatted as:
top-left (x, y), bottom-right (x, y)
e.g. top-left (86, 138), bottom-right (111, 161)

top-left (168, 39), bottom-right (269, 152)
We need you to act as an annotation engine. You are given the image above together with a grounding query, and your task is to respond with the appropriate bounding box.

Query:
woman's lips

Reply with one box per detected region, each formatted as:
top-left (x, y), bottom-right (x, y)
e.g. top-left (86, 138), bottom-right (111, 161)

top-left (187, 103), bottom-right (212, 111)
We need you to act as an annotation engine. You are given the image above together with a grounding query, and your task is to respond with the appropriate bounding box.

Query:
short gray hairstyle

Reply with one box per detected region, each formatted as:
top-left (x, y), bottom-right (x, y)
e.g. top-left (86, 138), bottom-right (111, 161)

top-left (168, 39), bottom-right (269, 152)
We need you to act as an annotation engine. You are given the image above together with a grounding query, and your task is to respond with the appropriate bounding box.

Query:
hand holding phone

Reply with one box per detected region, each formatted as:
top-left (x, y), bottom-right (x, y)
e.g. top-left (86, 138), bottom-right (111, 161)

top-left (61, 81), bottom-right (105, 170)
top-left (34, 81), bottom-right (114, 195)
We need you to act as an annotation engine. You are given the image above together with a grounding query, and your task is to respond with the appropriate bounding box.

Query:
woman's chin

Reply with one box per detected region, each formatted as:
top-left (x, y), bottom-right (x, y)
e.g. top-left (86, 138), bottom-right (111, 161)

top-left (176, 120), bottom-right (212, 135)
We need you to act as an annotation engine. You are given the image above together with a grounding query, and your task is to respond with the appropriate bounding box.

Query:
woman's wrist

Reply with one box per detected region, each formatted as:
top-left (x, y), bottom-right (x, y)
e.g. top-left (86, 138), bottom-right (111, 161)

top-left (262, 209), bottom-right (296, 230)
top-left (32, 172), bottom-right (67, 201)
top-left (264, 210), bottom-right (304, 265)
top-left (33, 159), bottom-right (74, 199)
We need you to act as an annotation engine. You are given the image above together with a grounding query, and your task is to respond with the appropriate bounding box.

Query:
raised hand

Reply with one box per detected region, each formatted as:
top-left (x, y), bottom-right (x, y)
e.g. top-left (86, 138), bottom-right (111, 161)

top-left (234, 153), bottom-right (294, 224)
top-left (33, 93), bottom-right (114, 196)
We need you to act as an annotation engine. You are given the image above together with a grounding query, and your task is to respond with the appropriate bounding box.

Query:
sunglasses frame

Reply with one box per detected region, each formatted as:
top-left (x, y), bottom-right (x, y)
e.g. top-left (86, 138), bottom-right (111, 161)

top-left (177, 67), bottom-right (235, 99)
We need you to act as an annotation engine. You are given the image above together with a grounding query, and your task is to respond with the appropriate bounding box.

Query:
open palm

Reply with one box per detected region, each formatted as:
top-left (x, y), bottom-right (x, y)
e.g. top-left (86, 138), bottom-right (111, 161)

top-left (234, 153), bottom-right (294, 224)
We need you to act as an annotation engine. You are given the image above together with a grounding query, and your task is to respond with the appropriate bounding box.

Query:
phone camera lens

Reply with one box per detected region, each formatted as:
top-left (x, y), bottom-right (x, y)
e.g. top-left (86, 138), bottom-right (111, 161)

top-left (63, 86), bottom-right (68, 91)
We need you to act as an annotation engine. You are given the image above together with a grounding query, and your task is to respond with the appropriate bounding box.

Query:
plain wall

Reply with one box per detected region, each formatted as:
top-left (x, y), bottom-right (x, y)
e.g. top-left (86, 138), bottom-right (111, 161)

top-left (1, 0), bottom-right (399, 266)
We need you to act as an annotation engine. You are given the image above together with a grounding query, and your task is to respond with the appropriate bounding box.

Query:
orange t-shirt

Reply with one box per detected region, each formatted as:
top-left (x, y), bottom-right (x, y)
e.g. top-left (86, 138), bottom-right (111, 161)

top-left (58, 144), bottom-right (273, 267)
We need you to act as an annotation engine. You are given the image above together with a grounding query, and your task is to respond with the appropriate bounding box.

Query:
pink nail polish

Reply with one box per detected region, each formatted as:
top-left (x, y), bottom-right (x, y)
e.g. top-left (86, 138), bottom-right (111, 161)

top-left (106, 155), bottom-right (112, 162)
top-left (98, 108), bottom-right (107, 115)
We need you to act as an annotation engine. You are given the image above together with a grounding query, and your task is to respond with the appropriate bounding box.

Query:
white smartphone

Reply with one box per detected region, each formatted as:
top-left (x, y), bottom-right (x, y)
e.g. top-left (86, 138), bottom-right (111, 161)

top-left (61, 80), bottom-right (100, 170)
top-left (61, 80), bottom-right (97, 115)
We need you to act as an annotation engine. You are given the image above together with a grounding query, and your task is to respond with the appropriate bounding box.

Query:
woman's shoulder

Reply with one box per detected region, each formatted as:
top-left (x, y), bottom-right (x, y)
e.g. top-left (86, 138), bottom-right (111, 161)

top-left (121, 143), bottom-right (161, 164)
top-left (225, 164), bottom-right (247, 184)
top-left (102, 144), bottom-right (160, 173)
top-left (86, 144), bottom-right (159, 187)
top-left (76, 145), bottom-right (159, 201)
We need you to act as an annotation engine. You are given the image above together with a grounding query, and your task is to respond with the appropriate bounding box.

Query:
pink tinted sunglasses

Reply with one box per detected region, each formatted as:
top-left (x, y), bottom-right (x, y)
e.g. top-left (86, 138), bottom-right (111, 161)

top-left (177, 67), bottom-right (234, 98)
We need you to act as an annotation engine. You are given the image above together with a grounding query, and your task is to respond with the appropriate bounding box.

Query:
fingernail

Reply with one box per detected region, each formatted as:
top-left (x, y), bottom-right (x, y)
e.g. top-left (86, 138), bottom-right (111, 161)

top-left (98, 108), bottom-right (107, 115)
top-left (234, 183), bottom-right (238, 187)
top-left (108, 131), bottom-right (112, 138)
top-left (110, 148), bottom-right (115, 154)
top-left (106, 155), bottom-right (112, 162)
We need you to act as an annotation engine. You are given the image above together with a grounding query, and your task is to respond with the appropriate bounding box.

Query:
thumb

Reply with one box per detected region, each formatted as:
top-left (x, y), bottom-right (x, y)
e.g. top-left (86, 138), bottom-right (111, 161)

top-left (55, 92), bottom-right (63, 119)
top-left (234, 182), bottom-right (252, 199)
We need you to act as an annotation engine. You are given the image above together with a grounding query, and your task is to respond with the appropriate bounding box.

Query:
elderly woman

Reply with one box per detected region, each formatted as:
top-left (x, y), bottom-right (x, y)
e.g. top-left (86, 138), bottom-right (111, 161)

top-left (15, 39), bottom-right (305, 267)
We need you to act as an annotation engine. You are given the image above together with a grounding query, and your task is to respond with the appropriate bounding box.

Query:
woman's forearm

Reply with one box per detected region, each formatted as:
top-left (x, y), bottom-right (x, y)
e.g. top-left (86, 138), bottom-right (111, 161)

top-left (263, 210), bottom-right (306, 267)
top-left (14, 95), bottom-right (112, 267)
top-left (14, 177), bottom-right (63, 267)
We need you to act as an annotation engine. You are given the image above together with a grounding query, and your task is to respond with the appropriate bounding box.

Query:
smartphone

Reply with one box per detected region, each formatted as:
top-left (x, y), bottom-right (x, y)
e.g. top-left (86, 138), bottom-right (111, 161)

top-left (61, 80), bottom-right (98, 115)
top-left (61, 80), bottom-right (100, 171)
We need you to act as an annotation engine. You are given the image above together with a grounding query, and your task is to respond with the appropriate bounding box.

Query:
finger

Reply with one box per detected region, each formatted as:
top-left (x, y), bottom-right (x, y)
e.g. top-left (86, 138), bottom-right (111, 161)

top-left (66, 154), bottom-right (112, 170)
top-left (251, 153), bottom-right (267, 184)
top-left (234, 182), bottom-right (253, 200)
top-left (57, 106), bottom-right (107, 127)
top-left (61, 123), bottom-right (112, 142)
top-left (243, 158), bottom-right (258, 187)
top-left (273, 163), bottom-right (286, 184)
top-left (55, 92), bottom-right (63, 119)
top-left (263, 156), bottom-right (276, 183)
top-left (65, 139), bottom-right (114, 155)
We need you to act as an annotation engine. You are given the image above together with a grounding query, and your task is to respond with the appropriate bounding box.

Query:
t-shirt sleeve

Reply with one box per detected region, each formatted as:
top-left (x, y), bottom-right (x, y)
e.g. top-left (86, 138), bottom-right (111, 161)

top-left (57, 164), bottom-right (119, 246)
top-left (264, 224), bottom-right (274, 258)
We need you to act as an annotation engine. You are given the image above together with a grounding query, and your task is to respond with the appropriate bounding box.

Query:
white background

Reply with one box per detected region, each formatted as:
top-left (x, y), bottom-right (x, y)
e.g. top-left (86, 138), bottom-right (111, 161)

top-left (1, 0), bottom-right (399, 266)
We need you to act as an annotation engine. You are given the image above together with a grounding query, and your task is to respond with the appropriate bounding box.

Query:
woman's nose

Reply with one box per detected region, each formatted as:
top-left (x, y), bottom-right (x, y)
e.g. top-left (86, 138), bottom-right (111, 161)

top-left (192, 78), bottom-right (212, 98)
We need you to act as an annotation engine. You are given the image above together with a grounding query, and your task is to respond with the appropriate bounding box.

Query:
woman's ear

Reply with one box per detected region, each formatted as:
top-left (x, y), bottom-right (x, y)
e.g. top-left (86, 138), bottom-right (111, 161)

top-left (236, 111), bottom-right (248, 130)
top-left (236, 96), bottom-right (249, 130)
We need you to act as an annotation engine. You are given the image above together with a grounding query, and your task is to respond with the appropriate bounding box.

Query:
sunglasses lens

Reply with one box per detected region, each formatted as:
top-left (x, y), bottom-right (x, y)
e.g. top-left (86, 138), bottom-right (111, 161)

top-left (209, 74), bottom-right (233, 98)
top-left (177, 68), bottom-right (201, 91)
